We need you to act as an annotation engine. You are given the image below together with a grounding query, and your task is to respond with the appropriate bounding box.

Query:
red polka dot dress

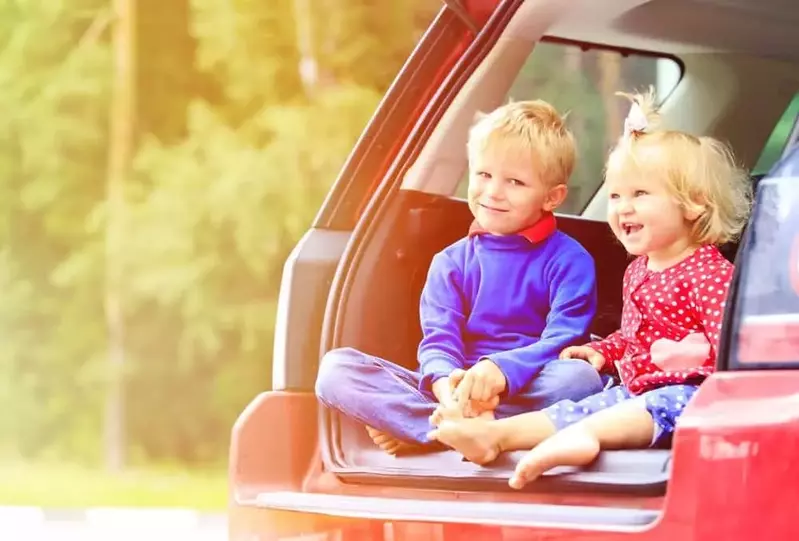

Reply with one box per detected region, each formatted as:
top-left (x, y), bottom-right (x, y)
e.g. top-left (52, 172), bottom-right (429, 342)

top-left (587, 245), bottom-right (733, 395)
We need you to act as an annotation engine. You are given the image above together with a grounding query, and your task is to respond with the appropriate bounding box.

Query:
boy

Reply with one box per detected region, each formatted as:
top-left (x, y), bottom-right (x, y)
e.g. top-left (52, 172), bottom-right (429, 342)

top-left (315, 100), bottom-right (603, 454)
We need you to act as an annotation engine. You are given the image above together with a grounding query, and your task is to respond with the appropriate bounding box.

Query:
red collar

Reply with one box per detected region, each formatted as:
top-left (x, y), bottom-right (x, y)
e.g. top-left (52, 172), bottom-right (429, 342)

top-left (468, 213), bottom-right (557, 244)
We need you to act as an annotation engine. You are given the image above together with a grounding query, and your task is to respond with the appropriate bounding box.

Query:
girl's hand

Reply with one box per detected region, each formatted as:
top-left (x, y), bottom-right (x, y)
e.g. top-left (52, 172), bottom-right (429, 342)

top-left (560, 346), bottom-right (606, 371)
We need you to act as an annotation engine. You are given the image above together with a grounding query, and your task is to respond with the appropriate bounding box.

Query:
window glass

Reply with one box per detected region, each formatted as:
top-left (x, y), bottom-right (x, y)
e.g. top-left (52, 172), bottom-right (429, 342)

top-left (456, 40), bottom-right (682, 215)
top-left (731, 147), bottom-right (799, 366)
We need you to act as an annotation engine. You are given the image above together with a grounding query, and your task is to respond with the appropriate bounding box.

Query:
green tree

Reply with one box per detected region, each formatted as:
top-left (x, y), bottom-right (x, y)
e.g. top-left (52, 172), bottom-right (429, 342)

top-left (0, 0), bottom-right (440, 466)
top-left (0, 0), bottom-right (111, 461)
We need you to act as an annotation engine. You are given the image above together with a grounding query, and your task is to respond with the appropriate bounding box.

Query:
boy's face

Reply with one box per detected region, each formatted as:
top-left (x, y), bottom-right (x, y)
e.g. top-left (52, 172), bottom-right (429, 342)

top-left (467, 143), bottom-right (565, 235)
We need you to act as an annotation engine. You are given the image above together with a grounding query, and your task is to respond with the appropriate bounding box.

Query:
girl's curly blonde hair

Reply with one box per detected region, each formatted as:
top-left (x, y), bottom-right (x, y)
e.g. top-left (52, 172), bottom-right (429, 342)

top-left (606, 89), bottom-right (752, 245)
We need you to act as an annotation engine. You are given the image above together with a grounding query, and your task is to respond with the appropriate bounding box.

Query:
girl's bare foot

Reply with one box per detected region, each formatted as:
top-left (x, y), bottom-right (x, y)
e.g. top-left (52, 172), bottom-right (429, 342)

top-left (509, 426), bottom-right (601, 489)
top-left (365, 426), bottom-right (420, 455)
top-left (427, 418), bottom-right (502, 465)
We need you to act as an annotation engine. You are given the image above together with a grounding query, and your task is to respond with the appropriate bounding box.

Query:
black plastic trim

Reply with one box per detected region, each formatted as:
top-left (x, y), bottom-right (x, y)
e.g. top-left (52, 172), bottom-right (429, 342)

top-left (321, 410), bottom-right (670, 496)
top-left (715, 225), bottom-right (748, 372)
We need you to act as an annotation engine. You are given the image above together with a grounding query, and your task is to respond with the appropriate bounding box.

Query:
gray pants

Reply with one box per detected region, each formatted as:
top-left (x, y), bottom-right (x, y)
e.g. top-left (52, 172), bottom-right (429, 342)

top-left (315, 347), bottom-right (604, 445)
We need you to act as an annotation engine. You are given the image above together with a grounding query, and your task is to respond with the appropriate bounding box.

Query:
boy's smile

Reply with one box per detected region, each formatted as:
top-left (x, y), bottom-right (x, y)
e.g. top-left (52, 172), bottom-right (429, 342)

top-left (477, 203), bottom-right (508, 213)
top-left (467, 144), bottom-right (565, 236)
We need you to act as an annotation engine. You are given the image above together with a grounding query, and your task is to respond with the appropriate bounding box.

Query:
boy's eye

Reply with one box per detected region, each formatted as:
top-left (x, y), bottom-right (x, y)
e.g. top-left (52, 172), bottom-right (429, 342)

top-left (634, 190), bottom-right (648, 197)
top-left (509, 178), bottom-right (525, 187)
top-left (609, 193), bottom-right (620, 200)
top-left (476, 171), bottom-right (491, 179)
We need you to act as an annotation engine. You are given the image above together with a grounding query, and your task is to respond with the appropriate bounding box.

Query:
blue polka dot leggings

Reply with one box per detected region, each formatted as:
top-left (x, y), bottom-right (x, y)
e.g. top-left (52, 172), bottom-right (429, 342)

top-left (542, 383), bottom-right (699, 446)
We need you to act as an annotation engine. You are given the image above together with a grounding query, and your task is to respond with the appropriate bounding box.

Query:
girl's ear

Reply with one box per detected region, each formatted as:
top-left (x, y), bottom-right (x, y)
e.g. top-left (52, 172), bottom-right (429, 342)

top-left (544, 184), bottom-right (568, 211)
top-left (683, 201), bottom-right (706, 222)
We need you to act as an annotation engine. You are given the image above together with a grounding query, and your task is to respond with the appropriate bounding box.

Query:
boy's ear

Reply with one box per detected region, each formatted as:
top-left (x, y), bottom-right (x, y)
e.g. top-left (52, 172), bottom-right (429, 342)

top-left (543, 184), bottom-right (568, 211)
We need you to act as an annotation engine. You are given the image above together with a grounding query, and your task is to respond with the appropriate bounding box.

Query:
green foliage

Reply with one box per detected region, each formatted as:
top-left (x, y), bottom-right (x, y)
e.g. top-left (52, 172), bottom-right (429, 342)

top-left (0, 0), bottom-right (421, 466)
top-left (190, 0), bottom-right (302, 116)
top-left (315, 1), bottom-right (438, 91)
top-left (124, 85), bottom-right (379, 461)
top-left (0, 0), bottom-right (110, 462)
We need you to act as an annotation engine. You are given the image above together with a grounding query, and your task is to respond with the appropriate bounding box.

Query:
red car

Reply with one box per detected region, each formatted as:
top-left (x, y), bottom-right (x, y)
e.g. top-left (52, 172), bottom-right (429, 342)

top-left (229, 1), bottom-right (799, 539)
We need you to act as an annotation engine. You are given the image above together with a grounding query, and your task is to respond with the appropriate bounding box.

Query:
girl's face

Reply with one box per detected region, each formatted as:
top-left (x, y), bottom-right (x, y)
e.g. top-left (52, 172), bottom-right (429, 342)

top-left (606, 170), bottom-right (700, 270)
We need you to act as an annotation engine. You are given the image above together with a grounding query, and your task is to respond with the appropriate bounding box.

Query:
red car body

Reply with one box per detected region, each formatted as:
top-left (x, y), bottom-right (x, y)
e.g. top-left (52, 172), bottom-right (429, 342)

top-left (229, 1), bottom-right (799, 539)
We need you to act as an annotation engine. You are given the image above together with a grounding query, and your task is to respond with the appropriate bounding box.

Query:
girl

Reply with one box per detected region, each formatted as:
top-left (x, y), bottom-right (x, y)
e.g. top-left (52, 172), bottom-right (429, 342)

top-left (428, 90), bottom-right (752, 489)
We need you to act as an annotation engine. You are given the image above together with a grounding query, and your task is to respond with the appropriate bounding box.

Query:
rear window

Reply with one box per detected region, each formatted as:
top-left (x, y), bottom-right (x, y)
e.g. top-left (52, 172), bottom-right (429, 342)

top-left (457, 40), bottom-right (682, 215)
top-left (730, 147), bottom-right (799, 368)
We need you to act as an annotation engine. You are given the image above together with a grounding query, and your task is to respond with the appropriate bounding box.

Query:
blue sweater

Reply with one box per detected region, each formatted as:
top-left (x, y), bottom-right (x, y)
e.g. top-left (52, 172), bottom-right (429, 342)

top-left (417, 229), bottom-right (597, 397)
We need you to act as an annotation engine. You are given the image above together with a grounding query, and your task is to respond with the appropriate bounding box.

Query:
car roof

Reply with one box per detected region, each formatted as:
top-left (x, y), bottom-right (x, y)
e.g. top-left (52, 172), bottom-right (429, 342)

top-left (546, 0), bottom-right (799, 63)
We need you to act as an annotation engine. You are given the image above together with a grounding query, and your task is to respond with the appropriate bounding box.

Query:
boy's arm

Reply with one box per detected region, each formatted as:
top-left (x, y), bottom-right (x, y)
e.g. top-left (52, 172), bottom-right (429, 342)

top-left (487, 250), bottom-right (597, 396)
top-left (417, 251), bottom-right (467, 394)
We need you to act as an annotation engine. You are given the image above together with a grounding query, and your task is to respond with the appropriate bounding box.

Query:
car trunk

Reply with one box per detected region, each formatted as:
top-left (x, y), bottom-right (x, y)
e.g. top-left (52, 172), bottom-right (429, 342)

top-left (318, 188), bottom-right (713, 496)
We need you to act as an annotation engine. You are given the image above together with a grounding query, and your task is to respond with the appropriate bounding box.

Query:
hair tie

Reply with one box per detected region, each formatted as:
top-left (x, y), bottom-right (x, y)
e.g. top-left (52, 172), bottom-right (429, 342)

top-left (623, 101), bottom-right (648, 139)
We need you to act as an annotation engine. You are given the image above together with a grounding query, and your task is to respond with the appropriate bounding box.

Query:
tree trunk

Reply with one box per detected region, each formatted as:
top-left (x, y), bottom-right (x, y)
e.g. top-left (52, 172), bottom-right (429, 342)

top-left (292, 0), bottom-right (318, 94)
top-left (598, 51), bottom-right (622, 150)
top-left (104, 0), bottom-right (136, 472)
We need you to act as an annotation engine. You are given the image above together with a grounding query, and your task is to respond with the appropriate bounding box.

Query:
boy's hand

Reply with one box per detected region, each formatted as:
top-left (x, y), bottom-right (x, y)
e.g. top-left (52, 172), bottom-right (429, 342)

top-left (461, 396), bottom-right (500, 417)
top-left (454, 358), bottom-right (506, 406)
top-left (560, 345), bottom-right (606, 371)
top-left (430, 368), bottom-right (499, 425)
top-left (431, 369), bottom-right (466, 407)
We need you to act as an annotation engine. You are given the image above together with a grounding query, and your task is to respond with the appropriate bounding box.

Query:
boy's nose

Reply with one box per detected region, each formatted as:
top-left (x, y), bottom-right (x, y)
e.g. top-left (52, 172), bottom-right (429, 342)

top-left (484, 180), bottom-right (504, 199)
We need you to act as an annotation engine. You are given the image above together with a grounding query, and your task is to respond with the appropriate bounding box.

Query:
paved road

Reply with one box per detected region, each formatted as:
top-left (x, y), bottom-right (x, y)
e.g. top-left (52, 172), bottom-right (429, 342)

top-left (1, 507), bottom-right (227, 541)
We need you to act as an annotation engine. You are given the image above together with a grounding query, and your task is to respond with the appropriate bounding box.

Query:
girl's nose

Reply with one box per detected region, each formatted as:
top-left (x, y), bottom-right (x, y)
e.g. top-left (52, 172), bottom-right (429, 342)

top-left (616, 198), bottom-right (634, 214)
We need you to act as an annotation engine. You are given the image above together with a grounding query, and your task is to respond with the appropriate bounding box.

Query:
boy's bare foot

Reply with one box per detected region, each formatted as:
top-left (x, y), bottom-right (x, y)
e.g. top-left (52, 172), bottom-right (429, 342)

top-left (427, 418), bottom-right (502, 465)
top-left (365, 426), bottom-right (421, 455)
top-left (509, 425), bottom-right (601, 489)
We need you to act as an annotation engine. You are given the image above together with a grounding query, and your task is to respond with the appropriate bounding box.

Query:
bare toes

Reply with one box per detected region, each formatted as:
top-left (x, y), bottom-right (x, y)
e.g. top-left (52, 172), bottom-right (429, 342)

top-left (509, 459), bottom-right (535, 489)
top-left (373, 434), bottom-right (392, 446)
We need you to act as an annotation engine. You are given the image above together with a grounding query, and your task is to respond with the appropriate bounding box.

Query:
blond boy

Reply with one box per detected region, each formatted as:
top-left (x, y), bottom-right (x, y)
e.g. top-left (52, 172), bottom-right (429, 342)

top-left (316, 101), bottom-right (603, 454)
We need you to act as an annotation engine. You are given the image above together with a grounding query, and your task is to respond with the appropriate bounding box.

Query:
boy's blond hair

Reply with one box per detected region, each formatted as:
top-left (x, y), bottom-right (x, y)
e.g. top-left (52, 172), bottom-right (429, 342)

top-left (467, 100), bottom-right (576, 187)
top-left (606, 90), bottom-right (752, 245)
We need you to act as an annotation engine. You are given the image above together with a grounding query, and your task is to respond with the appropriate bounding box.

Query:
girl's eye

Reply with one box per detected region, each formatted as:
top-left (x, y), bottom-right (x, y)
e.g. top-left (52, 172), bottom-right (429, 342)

top-left (509, 178), bottom-right (525, 187)
top-left (609, 193), bottom-right (620, 200)
top-left (634, 190), bottom-right (648, 197)
top-left (477, 171), bottom-right (491, 179)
